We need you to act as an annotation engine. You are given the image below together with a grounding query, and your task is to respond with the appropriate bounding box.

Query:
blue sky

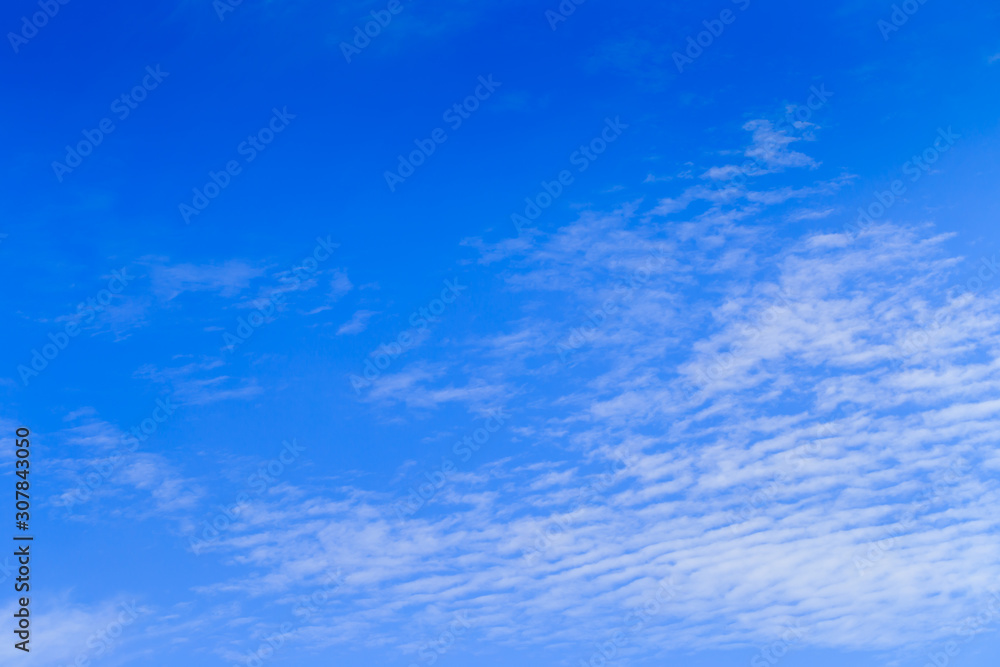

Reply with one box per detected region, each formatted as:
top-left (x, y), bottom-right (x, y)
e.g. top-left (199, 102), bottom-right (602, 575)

top-left (3, 0), bottom-right (1000, 665)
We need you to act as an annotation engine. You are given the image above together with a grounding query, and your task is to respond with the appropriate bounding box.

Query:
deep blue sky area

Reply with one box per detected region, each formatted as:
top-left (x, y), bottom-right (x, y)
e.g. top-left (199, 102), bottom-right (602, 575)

top-left (2, 1), bottom-right (1000, 666)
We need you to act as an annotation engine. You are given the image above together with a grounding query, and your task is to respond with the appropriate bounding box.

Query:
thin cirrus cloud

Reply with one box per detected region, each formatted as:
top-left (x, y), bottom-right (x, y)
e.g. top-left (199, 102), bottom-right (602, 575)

top-left (180, 222), bottom-right (1000, 653)
top-left (143, 259), bottom-right (266, 301)
top-left (337, 309), bottom-right (379, 335)
top-left (649, 118), bottom-right (844, 217)
top-left (701, 119), bottom-right (818, 181)
top-left (8, 2), bottom-right (999, 665)
top-left (181, 220), bottom-right (1000, 661)
top-left (151, 125), bottom-right (1000, 663)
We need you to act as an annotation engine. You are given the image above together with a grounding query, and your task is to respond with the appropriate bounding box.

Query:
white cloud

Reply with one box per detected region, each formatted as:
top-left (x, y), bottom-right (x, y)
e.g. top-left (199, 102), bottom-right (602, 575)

top-left (650, 122), bottom-right (847, 218)
top-left (788, 207), bottom-right (836, 222)
top-left (700, 119), bottom-right (819, 183)
top-left (329, 269), bottom-right (354, 300)
top-left (0, 595), bottom-right (149, 666)
top-left (181, 215), bottom-right (1000, 661)
top-left (83, 113), bottom-right (1000, 663)
top-left (145, 259), bottom-right (265, 301)
top-left (741, 118), bottom-right (819, 173)
top-left (337, 310), bottom-right (378, 335)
